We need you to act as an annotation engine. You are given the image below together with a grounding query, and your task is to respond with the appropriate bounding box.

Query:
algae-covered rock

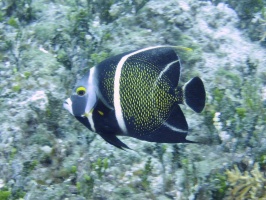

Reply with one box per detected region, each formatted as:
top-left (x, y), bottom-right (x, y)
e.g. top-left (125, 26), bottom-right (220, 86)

top-left (0, 0), bottom-right (266, 199)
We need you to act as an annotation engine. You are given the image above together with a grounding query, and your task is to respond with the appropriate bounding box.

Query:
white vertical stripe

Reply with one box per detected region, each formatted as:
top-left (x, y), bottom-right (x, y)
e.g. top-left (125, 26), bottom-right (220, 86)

top-left (85, 67), bottom-right (96, 133)
top-left (114, 46), bottom-right (165, 134)
top-left (88, 115), bottom-right (96, 132)
top-left (151, 59), bottom-right (180, 115)
top-left (154, 60), bottom-right (179, 87)
top-left (85, 67), bottom-right (97, 114)
top-left (88, 67), bottom-right (95, 85)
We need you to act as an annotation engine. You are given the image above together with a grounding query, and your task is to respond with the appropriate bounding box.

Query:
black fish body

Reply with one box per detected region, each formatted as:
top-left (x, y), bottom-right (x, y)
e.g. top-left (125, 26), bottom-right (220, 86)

top-left (64, 46), bottom-right (206, 149)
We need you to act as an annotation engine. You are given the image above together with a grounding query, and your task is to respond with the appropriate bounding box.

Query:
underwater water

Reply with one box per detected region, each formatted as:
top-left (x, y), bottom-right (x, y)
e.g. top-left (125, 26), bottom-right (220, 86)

top-left (0, 0), bottom-right (266, 199)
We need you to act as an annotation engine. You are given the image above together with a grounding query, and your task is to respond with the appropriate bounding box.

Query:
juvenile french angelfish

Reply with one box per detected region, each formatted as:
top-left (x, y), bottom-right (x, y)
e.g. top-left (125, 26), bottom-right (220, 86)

top-left (64, 46), bottom-right (206, 149)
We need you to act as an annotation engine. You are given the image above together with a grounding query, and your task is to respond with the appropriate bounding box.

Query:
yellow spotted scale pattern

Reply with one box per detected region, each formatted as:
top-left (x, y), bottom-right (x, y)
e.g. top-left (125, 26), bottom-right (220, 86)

top-left (102, 64), bottom-right (116, 104)
top-left (119, 59), bottom-right (175, 135)
top-left (99, 57), bottom-right (177, 135)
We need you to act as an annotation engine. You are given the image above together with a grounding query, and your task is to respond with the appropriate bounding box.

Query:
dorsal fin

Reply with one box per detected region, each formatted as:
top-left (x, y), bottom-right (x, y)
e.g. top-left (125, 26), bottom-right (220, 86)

top-left (129, 47), bottom-right (181, 88)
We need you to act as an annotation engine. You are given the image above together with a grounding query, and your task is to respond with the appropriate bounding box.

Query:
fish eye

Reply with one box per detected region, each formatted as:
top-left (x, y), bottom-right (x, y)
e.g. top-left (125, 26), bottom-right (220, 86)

top-left (76, 86), bottom-right (86, 96)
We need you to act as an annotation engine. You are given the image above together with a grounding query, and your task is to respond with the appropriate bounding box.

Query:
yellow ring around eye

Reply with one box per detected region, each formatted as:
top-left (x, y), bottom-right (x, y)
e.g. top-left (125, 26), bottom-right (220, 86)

top-left (76, 86), bottom-right (86, 96)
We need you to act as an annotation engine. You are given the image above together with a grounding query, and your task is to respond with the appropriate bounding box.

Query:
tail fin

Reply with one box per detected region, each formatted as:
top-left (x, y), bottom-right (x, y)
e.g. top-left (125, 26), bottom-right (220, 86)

top-left (183, 77), bottom-right (205, 113)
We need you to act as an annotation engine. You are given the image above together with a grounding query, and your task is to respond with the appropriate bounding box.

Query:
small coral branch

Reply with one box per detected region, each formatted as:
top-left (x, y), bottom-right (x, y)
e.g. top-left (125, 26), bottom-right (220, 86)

top-left (225, 163), bottom-right (266, 200)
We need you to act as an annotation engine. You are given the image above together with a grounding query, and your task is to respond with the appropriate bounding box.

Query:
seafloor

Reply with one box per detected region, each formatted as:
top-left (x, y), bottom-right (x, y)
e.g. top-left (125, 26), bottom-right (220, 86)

top-left (0, 0), bottom-right (266, 199)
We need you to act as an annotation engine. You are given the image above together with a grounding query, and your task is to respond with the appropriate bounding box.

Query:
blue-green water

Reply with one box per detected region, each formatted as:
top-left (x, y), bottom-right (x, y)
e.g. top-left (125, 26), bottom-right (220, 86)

top-left (0, 0), bottom-right (266, 199)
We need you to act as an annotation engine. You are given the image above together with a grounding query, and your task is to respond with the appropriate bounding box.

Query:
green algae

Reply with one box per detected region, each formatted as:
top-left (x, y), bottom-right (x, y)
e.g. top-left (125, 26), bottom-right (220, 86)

top-left (7, 17), bottom-right (19, 28)
top-left (92, 157), bottom-right (109, 179)
top-left (0, 189), bottom-right (11, 200)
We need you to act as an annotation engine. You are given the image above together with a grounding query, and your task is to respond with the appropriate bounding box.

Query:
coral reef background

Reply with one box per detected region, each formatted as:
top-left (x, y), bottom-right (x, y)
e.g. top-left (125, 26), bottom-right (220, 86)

top-left (0, 0), bottom-right (266, 199)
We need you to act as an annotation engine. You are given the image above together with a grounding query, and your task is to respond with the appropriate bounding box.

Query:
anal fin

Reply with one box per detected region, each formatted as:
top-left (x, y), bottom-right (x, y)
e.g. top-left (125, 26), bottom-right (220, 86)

top-left (136, 105), bottom-right (195, 143)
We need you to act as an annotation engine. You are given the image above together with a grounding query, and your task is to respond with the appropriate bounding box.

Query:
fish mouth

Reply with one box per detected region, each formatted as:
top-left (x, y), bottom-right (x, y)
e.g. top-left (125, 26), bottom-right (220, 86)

top-left (63, 98), bottom-right (74, 115)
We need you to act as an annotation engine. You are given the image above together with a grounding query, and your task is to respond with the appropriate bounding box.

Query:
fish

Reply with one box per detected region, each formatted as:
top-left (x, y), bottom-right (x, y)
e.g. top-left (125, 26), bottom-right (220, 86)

top-left (64, 46), bottom-right (206, 149)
